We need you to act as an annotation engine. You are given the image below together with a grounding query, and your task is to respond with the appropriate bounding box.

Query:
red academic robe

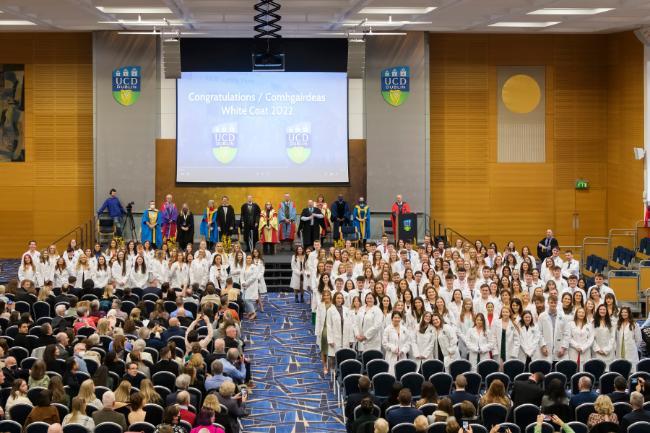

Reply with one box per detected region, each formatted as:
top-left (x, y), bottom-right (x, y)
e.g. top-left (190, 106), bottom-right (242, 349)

top-left (390, 201), bottom-right (411, 241)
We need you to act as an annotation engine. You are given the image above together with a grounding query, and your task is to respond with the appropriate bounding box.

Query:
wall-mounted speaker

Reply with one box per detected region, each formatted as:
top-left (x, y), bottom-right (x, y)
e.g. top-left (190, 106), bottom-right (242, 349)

top-left (634, 27), bottom-right (650, 46)
top-left (347, 40), bottom-right (365, 79)
top-left (162, 37), bottom-right (181, 79)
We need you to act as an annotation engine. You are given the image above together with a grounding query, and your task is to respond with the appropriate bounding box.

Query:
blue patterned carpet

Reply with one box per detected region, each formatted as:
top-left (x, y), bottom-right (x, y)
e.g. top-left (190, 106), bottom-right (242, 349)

top-left (0, 259), bottom-right (19, 284)
top-left (241, 293), bottom-right (344, 433)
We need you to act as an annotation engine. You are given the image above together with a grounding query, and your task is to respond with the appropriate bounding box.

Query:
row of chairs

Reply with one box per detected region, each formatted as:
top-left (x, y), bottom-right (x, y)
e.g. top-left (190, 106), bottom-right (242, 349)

top-left (613, 246), bottom-right (635, 267)
top-left (0, 420), bottom-right (229, 433)
top-left (585, 254), bottom-right (608, 274)
top-left (386, 421), bottom-right (650, 433)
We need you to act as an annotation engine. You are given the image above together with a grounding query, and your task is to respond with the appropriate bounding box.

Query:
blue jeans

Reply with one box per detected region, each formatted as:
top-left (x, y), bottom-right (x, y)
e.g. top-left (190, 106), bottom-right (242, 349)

top-left (113, 216), bottom-right (124, 237)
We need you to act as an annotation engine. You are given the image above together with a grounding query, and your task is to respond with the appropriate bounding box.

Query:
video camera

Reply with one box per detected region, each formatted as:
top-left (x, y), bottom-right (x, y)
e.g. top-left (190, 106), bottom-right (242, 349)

top-left (126, 201), bottom-right (135, 215)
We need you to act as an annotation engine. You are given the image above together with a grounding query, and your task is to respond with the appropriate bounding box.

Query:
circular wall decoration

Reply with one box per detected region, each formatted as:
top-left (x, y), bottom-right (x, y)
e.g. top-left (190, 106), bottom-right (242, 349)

top-left (502, 74), bottom-right (541, 114)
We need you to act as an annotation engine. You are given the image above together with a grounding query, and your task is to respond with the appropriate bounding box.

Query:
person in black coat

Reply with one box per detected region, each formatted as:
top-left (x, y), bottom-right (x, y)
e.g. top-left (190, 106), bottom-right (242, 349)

top-left (537, 229), bottom-right (559, 260)
top-left (298, 200), bottom-right (324, 248)
top-left (450, 374), bottom-right (479, 407)
top-left (216, 196), bottom-right (236, 241)
top-left (621, 392), bottom-right (650, 433)
top-left (608, 376), bottom-right (629, 403)
top-left (240, 196), bottom-right (261, 252)
top-left (13, 321), bottom-right (33, 353)
top-left (177, 204), bottom-right (194, 251)
top-left (345, 376), bottom-right (379, 430)
top-left (385, 389), bottom-right (423, 429)
top-left (512, 373), bottom-right (545, 407)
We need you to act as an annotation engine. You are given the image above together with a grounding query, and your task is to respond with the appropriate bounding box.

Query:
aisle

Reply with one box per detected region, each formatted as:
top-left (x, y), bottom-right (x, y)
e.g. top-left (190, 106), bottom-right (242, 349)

top-left (241, 292), bottom-right (345, 433)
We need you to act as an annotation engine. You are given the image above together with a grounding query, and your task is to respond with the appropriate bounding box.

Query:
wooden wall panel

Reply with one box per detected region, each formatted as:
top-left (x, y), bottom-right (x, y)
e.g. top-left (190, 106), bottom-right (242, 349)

top-left (155, 139), bottom-right (367, 212)
top-left (429, 33), bottom-right (643, 249)
top-left (0, 33), bottom-right (93, 258)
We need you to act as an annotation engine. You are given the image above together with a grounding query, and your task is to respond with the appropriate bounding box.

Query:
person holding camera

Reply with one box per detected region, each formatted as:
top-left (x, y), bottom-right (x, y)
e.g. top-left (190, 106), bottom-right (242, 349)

top-left (97, 188), bottom-right (126, 236)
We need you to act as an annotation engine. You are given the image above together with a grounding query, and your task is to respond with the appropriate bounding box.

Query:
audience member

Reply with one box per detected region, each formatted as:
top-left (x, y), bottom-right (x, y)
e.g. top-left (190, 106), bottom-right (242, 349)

top-left (450, 374), bottom-right (479, 407)
top-left (569, 376), bottom-right (598, 411)
top-left (386, 389), bottom-right (423, 428)
top-left (620, 391), bottom-right (650, 433)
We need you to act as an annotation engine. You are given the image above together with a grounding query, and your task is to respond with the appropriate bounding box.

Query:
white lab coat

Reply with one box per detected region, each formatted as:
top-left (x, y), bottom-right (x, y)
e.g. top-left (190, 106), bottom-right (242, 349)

top-left (537, 310), bottom-right (571, 362)
top-left (18, 266), bottom-right (39, 285)
top-left (326, 305), bottom-right (354, 356)
top-left (150, 260), bottom-right (168, 285)
top-left (169, 262), bottom-right (189, 289)
top-left (432, 324), bottom-right (460, 369)
top-left (490, 320), bottom-right (521, 362)
top-left (53, 268), bottom-right (69, 288)
top-left (208, 265), bottom-right (227, 290)
top-left (189, 260), bottom-right (209, 288)
top-left (255, 259), bottom-right (267, 295)
top-left (411, 326), bottom-right (435, 367)
top-left (466, 327), bottom-right (493, 370)
top-left (354, 306), bottom-right (384, 352)
top-left (518, 324), bottom-right (543, 362)
top-left (92, 267), bottom-right (111, 289)
top-left (128, 268), bottom-right (149, 289)
top-left (241, 264), bottom-right (260, 301)
top-left (39, 260), bottom-right (55, 284)
top-left (73, 266), bottom-right (92, 288)
top-left (290, 256), bottom-right (308, 291)
top-left (566, 322), bottom-right (594, 367)
top-left (616, 324), bottom-right (642, 371)
top-left (382, 323), bottom-right (412, 375)
top-left (315, 303), bottom-right (330, 352)
top-left (229, 263), bottom-right (243, 285)
top-left (591, 324), bottom-right (616, 366)
top-left (111, 262), bottom-right (129, 289)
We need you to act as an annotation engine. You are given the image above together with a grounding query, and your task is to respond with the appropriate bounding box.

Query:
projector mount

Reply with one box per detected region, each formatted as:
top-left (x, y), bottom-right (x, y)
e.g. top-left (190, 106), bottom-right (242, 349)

top-left (254, 0), bottom-right (282, 38)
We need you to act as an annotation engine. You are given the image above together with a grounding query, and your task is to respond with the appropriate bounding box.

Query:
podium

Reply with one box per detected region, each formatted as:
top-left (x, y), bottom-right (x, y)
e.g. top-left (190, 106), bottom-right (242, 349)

top-left (397, 212), bottom-right (417, 243)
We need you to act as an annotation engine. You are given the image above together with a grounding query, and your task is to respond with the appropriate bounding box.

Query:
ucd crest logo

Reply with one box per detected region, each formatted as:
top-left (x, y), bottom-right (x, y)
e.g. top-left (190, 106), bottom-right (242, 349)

top-left (112, 66), bottom-right (141, 106)
top-left (403, 219), bottom-right (412, 232)
top-left (211, 123), bottom-right (238, 164)
top-left (381, 66), bottom-right (410, 107)
top-left (286, 122), bottom-right (312, 164)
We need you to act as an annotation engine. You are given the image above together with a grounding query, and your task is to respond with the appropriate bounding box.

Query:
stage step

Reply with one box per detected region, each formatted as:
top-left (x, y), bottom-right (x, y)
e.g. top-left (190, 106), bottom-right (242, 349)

top-left (264, 260), bottom-right (293, 292)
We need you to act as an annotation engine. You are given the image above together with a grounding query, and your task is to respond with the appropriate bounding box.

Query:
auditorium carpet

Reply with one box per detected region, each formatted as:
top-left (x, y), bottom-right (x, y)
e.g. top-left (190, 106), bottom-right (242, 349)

top-left (241, 292), bottom-right (344, 433)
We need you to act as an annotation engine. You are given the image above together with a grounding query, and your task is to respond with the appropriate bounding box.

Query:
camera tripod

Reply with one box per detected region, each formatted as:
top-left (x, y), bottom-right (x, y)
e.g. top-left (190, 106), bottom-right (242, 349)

top-left (123, 210), bottom-right (138, 241)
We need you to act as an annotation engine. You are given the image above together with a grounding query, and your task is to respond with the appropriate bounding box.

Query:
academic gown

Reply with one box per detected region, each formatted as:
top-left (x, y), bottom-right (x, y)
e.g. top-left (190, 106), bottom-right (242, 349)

top-left (240, 202), bottom-right (261, 250)
top-left (200, 207), bottom-right (218, 243)
top-left (216, 205), bottom-right (236, 240)
top-left (298, 207), bottom-right (324, 248)
top-left (391, 201), bottom-right (412, 241)
top-left (278, 201), bottom-right (297, 241)
top-left (330, 199), bottom-right (351, 240)
top-left (177, 211), bottom-right (195, 250)
top-left (259, 209), bottom-right (279, 244)
top-left (353, 204), bottom-right (371, 240)
top-left (141, 209), bottom-right (163, 247)
top-left (160, 202), bottom-right (179, 242)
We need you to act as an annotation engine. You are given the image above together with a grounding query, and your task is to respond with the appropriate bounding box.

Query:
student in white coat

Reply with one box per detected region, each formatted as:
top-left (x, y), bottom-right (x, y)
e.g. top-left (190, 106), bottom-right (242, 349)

top-left (490, 307), bottom-right (521, 365)
top-left (411, 312), bottom-right (434, 368)
top-left (128, 255), bottom-right (150, 289)
top-left (431, 312), bottom-right (460, 370)
top-left (466, 313), bottom-right (492, 371)
top-left (169, 254), bottom-right (189, 289)
top-left (616, 306), bottom-right (642, 372)
top-left (326, 291), bottom-right (354, 358)
top-left (518, 311), bottom-right (542, 366)
top-left (240, 255), bottom-right (260, 320)
top-left (354, 293), bottom-right (384, 352)
top-left (566, 307), bottom-right (594, 369)
top-left (208, 255), bottom-right (228, 291)
top-left (53, 257), bottom-right (69, 288)
top-left (382, 311), bottom-right (412, 376)
top-left (252, 249), bottom-right (267, 313)
top-left (315, 289), bottom-right (333, 375)
top-left (39, 252), bottom-right (55, 285)
top-left (111, 251), bottom-right (129, 289)
top-left (150, 251), bottom-right (168, 287)
top-left (290, 246), bottom-right (309, 303)
top-left (537, 294), bottom-right (570, 363)
top-left (188, 254), bottom-right (208, 289)
top-left (92, 256), bottom-right (112, 289)
top-left (229, 251), bottom-right (245, 285)
top-left (592, 304), bottom-right (616, 367)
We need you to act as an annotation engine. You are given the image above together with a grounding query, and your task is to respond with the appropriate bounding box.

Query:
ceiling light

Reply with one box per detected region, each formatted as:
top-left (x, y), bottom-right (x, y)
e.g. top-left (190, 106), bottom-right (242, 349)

top-left (342, 18), bottom-right (431, 27)
top-left (96, 7), bottom-right (173, 14)
top-left (0, 20), bottom-right (36, 25)
top-left (99, 19), bottom-right (186, 26)
top-left (358, 7), bottom-right (436, 14)
top-left (528, 8), bottom-right (613, 16)
top-left (489, 21), bottom-right (560, 28)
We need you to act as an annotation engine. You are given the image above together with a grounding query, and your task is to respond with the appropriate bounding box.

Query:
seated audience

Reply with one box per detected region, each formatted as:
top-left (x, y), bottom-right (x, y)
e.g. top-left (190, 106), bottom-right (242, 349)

top-left (24, 389), bottom-right (60, 426)
top-left (586, 395), bottom-right (618, 429)
top-left (620, 391), bottom-right (650, 433)
top-left (569, 376), bottom-right (598, 411)
top-left (450, 374), bottom-right (479, 407)
top-left (62, 397), bottom-right (95, 430)
top-left (92, 390), bottom-right (128, 432)
top-left (386, 389), bottom-right (423, 429)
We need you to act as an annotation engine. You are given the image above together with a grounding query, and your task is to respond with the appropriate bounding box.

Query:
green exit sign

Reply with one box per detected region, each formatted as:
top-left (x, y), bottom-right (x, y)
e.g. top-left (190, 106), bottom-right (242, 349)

top-left (575, 179), bottom-right (589, 190)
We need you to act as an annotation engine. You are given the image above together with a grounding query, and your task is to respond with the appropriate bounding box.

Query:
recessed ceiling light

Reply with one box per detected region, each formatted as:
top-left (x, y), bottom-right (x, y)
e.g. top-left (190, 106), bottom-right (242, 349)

top-left (99, 19), bottom-right (186, 26)
top-left (0, 20), bottom-right (36, 26)
top-left (96, 7), bottom-right (173, 14)
top-left (358, 7), bottom-right (436, 14)
top-left (342, 19), bottom-right (431, 27)
top-left (528, 8), bottom-right (614, 16)
top-left (489, 21), bottom-right (560, 28)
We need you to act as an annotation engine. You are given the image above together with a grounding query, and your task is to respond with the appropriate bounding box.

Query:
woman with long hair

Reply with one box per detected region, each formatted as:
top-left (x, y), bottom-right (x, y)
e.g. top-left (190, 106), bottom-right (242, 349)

top-left (412, 312), bottom-right (434, 368)
top-left (78, 378), bottom-right (103, 409)
top-left (326, 291), bottom-right (353, 359)
top-left (62, 397), bottom-right (95, 430)
top-left (5, 379), bottom-right (30, 418)
top-left (604, 293), bottom-right (619, 321)
top-left (491, 306), bottom-right (520, 365)
top-left (567, 307), bottom-right (594, 369)
top-left (111, 250), bottom-right (129, 289)
top-left (518, 310), bottom-right (541, 367)
top-left (169, 253), bottom-right (189, 290)
top-left (128, 392), bottom-right (147, 424)
top-left (431, 312), bottom-right (460, 370)
top-left (18, 254), bottom-right (39, 286)
top-left (592, 304), bottom-right (615, 367)
top-left (114, 380), bottom-right (132, 409)
top-left (617, 306), bottom-right (642, 371)
top-left (315, 289), bottom-right (333, 374)
top-left (479, 379), bottom-right (511, 410)
top-left (466, 313), bottom-right (491, 371)
top-left (354, 292), bottom-right (383, 352)
top-left (129, 255), bottom-right (149, 289)
top-left (28, 360), bottom-right (49, 389)
top-left (48, 375), bottom-right (69, 407)
top-left (190, 408), bottom-right (226, 433)
top-left (382, 311), bottom-right (412, 376)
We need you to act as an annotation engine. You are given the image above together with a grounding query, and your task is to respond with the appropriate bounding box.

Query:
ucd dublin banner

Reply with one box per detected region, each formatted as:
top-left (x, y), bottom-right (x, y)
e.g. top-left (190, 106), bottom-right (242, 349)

top-left (381, 66), bottom-right (410, 107)
top-left (112, 66), bottom-right (141, 106)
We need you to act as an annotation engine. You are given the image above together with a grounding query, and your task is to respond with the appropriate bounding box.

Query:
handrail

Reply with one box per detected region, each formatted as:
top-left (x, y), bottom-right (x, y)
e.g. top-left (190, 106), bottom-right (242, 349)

top-left (50, 216), bottom-right (96, 250)
top-left (444, 227), bottom-right (473, 246)
top-left (582, 236), bottom-right (609, 272)
top-left (51, 225), bottom-right (84, 249)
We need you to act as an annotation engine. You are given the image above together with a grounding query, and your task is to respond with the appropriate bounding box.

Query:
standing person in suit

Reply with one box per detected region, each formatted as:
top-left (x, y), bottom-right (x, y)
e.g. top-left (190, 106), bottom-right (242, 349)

top-left (620, 391), bottom-right (650, 433)
top-left (298, 200), bottom-right (324, 248)
top-left (240, 195), bottom-right (261, 253)
top-left (537, 229), bottom-right (559, 260)
top-left (216, 196), bottom-right (236, 242)
top-left (330, 194), bottom-right (351, 241)
top-left (511, 372), bottom-right (545, 407)
top-left (177, 204), bottom-right (194, 251)
top-left (390, 194), bottom-right (411, 242)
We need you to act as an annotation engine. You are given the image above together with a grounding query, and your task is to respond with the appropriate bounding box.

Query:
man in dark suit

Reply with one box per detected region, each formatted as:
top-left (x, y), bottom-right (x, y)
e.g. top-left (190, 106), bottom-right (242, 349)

top-left (345, 376), bottom-right (379, 431)
top-left (608, 376), bottom-right (629, 403)
top-left (537, 228), bottom-right (559, 260)
top-left (621, 391), bottom-right (650, 433)
top-left (512, 372), bottom-right (545, 407)
top-left (386, 389), bottom-right (422, 429)
top-left (240, 195), bottom-right (261, 252)
top-left (298, 199), bottom-right (324, 248)
top-left (569, 376), bottom-right (598, 411)
top-left (216, 195), bottom-right (236, 242)
top-left (161, 317), bottom-right (185, 343)
top-left (14, 321), bottom-right (33, 353)
top-left (450, 374), bottom-right (479, 407)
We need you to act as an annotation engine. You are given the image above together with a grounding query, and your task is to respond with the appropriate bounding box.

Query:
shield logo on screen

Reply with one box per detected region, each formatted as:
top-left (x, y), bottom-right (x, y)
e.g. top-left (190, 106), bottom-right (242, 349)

top-left (404, 219), bottom-right (412, 232)
top-left (286, 123), bottom-right (311, 164)
top-left (112, 66), bottom-right (141, 106)
top-left (211, 123), bottom-right (238, 164)
top-left (381, 66), bottom-right (410, 107)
